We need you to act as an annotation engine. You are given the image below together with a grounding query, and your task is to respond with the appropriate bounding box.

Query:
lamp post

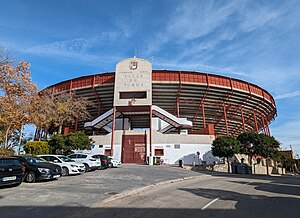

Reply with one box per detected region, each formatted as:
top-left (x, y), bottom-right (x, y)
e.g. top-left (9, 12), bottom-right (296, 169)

top-left (197, 151), bottom-right (200, 170)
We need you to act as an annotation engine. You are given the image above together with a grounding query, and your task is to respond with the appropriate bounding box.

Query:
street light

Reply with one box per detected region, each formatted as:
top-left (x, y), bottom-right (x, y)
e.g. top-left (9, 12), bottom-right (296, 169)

top-left (197, 151), bottom-right (200, 170)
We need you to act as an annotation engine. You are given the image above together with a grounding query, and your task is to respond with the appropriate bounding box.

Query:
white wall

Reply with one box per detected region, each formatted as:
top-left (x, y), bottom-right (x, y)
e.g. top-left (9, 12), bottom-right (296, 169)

top-left (153, 143), bottom-right (218, 165)
top-left (90, 130), bottom-right (215, 164)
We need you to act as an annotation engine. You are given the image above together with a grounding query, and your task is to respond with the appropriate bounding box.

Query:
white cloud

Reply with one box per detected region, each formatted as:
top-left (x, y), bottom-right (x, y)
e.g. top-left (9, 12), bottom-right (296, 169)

top-left (238, 2), bottom-right (283, 32)
top-left (25, 32), bottom-right (120, 62)
top-left (271, 118), bottom-right (300, 155)
top-left (146, 1), bottom-right (285, 55)
top-left (167, 1), bottom-right (238, 42)
top-left (274, 91), bottom-right (300, 100)
top-left (152, 58), bottom-right (248, 77)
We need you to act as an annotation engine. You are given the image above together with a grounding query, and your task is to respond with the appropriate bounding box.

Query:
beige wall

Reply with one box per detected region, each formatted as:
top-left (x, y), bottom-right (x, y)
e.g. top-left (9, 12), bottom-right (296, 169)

top-left (90, 130), bottom-right (214, 146)
top-left (90, 130), bottom-right (215, 164)
top-left (114, 58), bottom-right (152, 106)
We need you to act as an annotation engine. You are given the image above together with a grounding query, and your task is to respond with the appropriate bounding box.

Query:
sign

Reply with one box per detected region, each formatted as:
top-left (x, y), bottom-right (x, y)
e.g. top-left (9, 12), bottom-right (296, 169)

top-left (114, 58), bottom-right (152, 106)
top-left (129, 60), bottom-right (138, 70)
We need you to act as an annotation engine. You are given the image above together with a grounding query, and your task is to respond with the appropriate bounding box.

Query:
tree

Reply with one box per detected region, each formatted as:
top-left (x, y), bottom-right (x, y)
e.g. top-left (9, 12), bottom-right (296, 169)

top-left (48, 132), bottom-right (92, 155)
top-left (254, 134), bottom-right (280, 175)
top-left (0, 146), bottom-right (14, 156)
top-left (65, 131), bottom-right (92, 151)
top-left (0, 60), bottom-right (38, 150)
top-left (48, 134), bottom-right (67, 154)
top-left (237, 132), bottom-right (260, 165)
top-left (0, 47), bottom-right (13, 65)
top-left (29, 90), bottom-right (56, 140)
top-left (212, 136), bottom-right (241, 173)
top-left (23, 141), bottom-right (50, 155)
top-left (51, 93), bottom-right (91, 134)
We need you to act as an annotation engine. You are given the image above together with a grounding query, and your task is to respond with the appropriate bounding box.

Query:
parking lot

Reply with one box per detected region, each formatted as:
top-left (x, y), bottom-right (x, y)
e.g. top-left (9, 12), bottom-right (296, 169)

top-left (0, 164), bottom-right (201, 217)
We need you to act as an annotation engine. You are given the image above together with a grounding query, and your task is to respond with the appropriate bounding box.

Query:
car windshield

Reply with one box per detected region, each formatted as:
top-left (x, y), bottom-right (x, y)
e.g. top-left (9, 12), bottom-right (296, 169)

top-left (58, 156), bottom-right (75, 162)
top-left (24, 156), bottom-right (48, 164)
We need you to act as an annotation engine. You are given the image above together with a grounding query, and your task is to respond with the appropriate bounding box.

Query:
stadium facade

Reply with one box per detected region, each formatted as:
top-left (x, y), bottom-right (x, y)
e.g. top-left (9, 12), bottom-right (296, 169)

top-left (45, 58), bottom-right (277, 165)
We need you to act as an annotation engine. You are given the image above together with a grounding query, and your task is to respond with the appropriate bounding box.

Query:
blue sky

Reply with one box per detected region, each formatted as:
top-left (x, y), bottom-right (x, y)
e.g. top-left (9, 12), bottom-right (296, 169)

top-left (1, 0), bottom-right (300, 156)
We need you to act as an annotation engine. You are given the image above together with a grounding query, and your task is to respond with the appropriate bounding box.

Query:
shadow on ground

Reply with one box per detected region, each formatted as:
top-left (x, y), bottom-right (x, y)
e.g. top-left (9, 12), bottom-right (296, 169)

top-left (1, 198), bottom-right (299, 218)
top-left (178, 186), bottom-right (300, 218)
top-left (194, 170), bottom-right (300, 186)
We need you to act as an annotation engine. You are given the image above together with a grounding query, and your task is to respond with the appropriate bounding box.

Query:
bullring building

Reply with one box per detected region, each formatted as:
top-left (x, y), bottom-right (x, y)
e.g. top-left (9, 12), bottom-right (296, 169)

top-left (46, 58), bottom-right (277, 165)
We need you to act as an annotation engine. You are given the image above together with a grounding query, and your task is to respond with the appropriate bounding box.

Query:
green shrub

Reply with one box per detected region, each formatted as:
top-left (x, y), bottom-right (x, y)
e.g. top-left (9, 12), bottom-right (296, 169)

top-left (48, 132), bottom-right (91, 155)
top-left (48, 134), bottom-right (67, 155)
top-left (0, 147), bottom-right (15, 156)
top-left (23, 141), bottom-right (49, 155)
top-left (65, 132), bottom-right (92, 151)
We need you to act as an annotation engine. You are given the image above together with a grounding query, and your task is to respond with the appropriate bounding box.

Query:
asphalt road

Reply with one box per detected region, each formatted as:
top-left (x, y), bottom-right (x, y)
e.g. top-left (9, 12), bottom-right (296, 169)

top-left (1, 165), bottom-right (299, 218)
top-left (72, 172), bottom-right (300, 218)
top-left (0, 164), bottom-right (200, 218)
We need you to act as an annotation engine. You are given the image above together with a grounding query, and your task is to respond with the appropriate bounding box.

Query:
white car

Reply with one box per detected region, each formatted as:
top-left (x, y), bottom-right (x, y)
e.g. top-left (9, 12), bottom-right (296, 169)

top-left (67, 153), bottom-right (101, 171)
top-left (39, 155), bottom-right (86, 176)
top-left (108, 157), bottom-right (122, 168)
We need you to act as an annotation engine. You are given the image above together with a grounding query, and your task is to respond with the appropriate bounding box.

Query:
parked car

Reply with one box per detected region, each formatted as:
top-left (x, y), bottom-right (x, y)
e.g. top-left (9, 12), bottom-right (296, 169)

top-left (0, 157), bottom-right (25, 187)
top-left (91, 154), bottom-right (109, 169)
top-left (108, 157), bottom-right (122, 168)
top-left (13, 156), bottom-right (61, 183)
top-left (67, 153), bottom-right (101, 171)
top-left (38, 155), bottom-right (86, 176)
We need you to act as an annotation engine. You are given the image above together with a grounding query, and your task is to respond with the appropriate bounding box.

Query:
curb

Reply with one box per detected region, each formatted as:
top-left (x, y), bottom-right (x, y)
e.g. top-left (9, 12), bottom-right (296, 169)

top-left (91, 174), bottom-right (210, 207)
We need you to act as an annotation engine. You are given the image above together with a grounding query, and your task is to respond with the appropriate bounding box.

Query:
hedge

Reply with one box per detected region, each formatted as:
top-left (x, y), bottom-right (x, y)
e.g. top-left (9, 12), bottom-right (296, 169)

top-left (23, 141), bottom-right (50, 155)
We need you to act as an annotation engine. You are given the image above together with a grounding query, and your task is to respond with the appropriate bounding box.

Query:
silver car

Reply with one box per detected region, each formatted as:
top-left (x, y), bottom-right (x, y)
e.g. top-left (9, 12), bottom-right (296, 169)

top-left (67, 153), bottom-right (101, 171)
top-left (39, 155), bottom-right (86, 176)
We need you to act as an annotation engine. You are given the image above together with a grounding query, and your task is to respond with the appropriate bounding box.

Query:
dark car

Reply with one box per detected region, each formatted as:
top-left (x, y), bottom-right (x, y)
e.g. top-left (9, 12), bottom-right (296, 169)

top-left (92, 154), bottom-right (109, 169)
top-left (0, 157), bottom-right (25, 187)
top-left (13, 156), bottom-right (61, 183)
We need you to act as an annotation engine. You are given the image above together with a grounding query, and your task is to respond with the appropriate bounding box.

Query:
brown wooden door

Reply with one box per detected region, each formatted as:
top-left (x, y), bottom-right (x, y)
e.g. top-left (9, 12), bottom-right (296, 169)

top-left (122, 135), bottom-right (146, 164)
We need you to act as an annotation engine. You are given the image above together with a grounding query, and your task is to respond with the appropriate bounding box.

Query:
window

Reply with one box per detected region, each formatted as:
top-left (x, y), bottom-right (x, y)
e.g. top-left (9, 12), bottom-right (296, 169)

top-left (41, 156), bottom-right (50, 161)
top-left (0, 159), bottom-right (20, 166)
top-left (155, 149), bottom-right (164, 156)
top-left (120, 91), bottom-right (147, 99)
top-left (49, 157), bottom-right (61, 163)
top-left (98, 145), bottom-right (103, 148)
top-left (68, 154), bottom-right (77, 158)
top-left (174, 144), bottom-right (180, 149)
top-left (105, 149), bottom-right (111, 156)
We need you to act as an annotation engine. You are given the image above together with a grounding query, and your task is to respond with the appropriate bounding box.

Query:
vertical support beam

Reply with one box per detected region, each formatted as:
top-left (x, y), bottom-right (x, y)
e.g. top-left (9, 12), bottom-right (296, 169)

top-left (241, 109), bottom-right (246, 131)
top-left (202, 101), bottom-right (206, 128)
top-left (111, 106), bottom-right (116, 157)
top-left (262, 116), bottom-right (266, 134)
top-left (69, 80), bottom-right (73, 94)
top-left (265, 118), bottom-right (271, 136)
top-left (224, 106), bottom-right (229, 136)
top-left (144, 130), bottom-right (147, 163)
top-left (174, 71), bottom-right (182, 117)
top-left (75, 115), bottom-right (78, 132)
top-left (253, 111), bottom-right (258, 132)
top-left (176, 99), bottom-right (180, 118)
top-left (149, 106), bottom-right (153, 165)
top-left (122, 116), bottom-right (125, 131)
top-left (92, 75), bottom-right (104, 115)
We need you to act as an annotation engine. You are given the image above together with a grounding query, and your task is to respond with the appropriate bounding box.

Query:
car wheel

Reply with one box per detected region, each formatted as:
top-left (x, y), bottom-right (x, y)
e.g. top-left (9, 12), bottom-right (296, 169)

top-left (83, 163), bottom-right (90, 172)
top-left (25, 171), bottom-right (36, 183)
top-left (61, 167), bottom-right (69, 176)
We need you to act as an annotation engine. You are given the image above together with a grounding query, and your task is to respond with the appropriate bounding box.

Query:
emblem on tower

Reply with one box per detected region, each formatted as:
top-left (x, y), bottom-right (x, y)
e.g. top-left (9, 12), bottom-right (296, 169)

top-left (129, 60), bottom-right (138, 70)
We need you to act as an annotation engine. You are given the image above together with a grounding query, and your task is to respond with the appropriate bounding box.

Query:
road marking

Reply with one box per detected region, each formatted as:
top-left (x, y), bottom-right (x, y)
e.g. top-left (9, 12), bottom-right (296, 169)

top-left (244, 182), bottom-right (252, 185)
top-left (201, 197), bottom-right (220, 210)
